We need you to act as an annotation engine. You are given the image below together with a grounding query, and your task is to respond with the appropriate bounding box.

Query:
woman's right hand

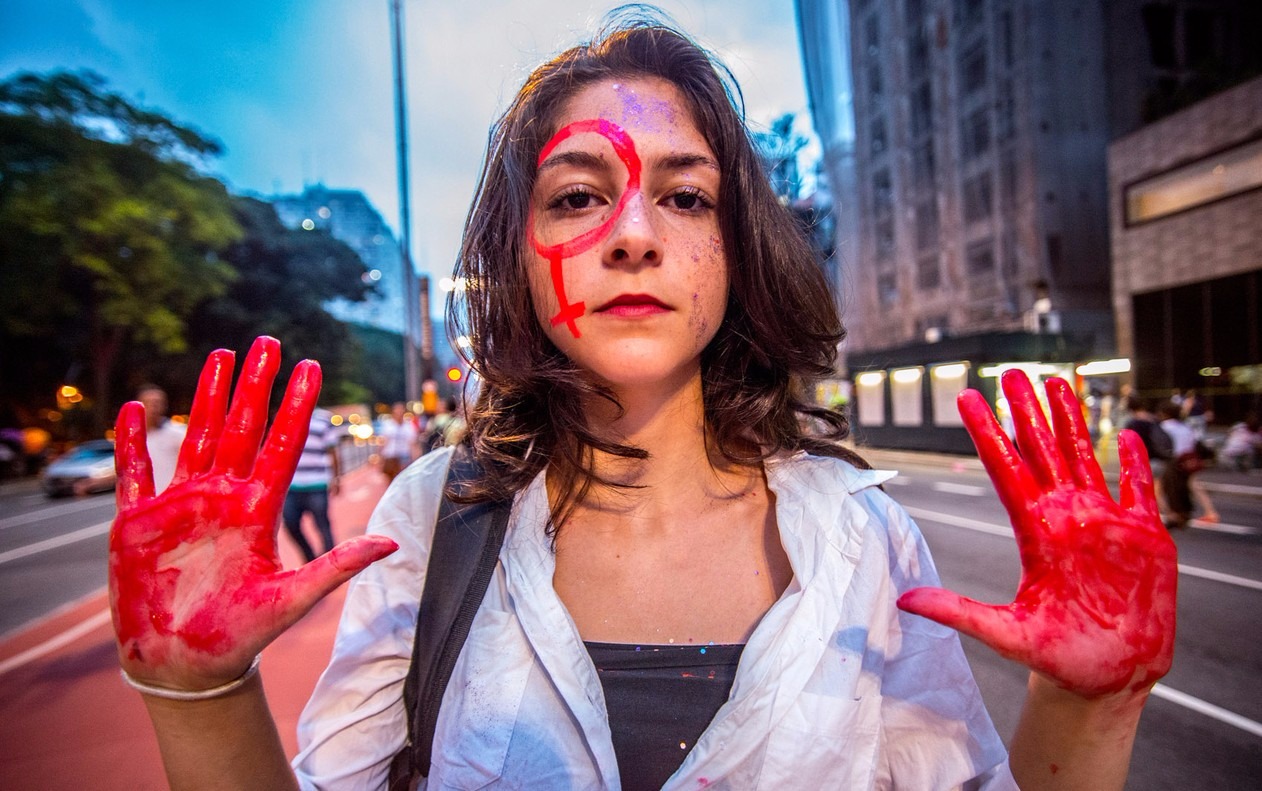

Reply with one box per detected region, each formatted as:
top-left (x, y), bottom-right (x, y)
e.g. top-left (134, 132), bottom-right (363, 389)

top-left (109, 337), bottom-right (398, 693)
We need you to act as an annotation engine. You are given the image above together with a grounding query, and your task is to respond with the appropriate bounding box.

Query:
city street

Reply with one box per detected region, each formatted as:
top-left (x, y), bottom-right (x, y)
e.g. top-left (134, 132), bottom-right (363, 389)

top-left (1, 450), bottom-right (1260, 788)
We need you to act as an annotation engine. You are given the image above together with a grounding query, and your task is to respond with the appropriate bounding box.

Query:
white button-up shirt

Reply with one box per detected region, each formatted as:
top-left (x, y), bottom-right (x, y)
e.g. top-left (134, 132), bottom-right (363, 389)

top-left (294, 447), bottom-right (1015, 790)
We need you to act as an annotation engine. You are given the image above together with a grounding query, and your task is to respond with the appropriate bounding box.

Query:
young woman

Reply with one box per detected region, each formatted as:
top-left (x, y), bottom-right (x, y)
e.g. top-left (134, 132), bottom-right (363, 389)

top-left (108, 15), bottom-right (1176, 791)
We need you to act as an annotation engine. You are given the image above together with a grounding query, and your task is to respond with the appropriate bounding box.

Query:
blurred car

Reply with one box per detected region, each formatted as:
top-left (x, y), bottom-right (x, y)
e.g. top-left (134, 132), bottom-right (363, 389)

top-left (41, 439), bottom-right (116, 497)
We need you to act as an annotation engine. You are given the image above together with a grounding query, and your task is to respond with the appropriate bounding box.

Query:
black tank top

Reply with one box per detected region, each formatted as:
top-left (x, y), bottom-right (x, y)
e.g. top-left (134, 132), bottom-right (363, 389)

top-left (584, 641), bottom-right (745, 791)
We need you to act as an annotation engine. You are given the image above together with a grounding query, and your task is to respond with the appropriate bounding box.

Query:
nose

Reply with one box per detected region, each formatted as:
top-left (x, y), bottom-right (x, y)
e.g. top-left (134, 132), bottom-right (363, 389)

top-left (604, 191), bottom-right (661, 268)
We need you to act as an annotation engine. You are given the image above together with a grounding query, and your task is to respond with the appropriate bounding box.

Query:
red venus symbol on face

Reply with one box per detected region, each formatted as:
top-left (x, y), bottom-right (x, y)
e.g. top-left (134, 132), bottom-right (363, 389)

top-left (530, 118), bottom-right (642, 339)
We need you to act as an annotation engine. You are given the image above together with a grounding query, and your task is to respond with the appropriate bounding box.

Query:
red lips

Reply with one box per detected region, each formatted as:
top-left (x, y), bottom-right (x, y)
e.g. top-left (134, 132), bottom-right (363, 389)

top-left (594, 293), bottom-right (670, 312)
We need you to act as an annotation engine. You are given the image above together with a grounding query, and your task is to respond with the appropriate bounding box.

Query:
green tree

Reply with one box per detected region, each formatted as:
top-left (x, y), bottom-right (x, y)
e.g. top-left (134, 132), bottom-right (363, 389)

top-left (152, 195), bottom-right (376, 411)
top-left (0, 70), bottom-right (240, 432)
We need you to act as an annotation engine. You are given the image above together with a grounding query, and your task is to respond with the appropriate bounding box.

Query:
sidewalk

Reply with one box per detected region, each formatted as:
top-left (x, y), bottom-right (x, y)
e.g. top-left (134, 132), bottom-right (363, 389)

top-left (0, 465), bottom-right (390, 791)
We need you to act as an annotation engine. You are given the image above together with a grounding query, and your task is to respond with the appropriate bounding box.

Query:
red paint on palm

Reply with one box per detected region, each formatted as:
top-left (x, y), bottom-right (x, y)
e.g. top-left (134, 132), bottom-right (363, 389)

top-left (108, 337), bottom-right (398, 690)
top-left (897, 370), bottom-right (1177, 698)
top-left (530, 118), bottom-right (643, 338)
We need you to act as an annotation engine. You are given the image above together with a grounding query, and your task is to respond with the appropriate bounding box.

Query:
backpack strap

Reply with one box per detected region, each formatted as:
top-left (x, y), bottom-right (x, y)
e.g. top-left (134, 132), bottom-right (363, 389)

top-left (387, 446), bottom-right (512, 790)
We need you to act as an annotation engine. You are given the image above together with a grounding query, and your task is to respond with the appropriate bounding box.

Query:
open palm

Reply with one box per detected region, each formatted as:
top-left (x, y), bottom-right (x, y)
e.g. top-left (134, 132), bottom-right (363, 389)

top-left (898, 370), bottom-right (1177, 698)
top-left (109, 337), bottom-right (397, 691)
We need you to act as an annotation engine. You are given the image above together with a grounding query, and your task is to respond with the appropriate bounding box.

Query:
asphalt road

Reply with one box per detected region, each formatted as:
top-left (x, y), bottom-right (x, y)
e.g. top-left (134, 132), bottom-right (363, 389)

top-left (2, 452), bottom-right (1260, 787)
top-left (869, 453), bottom-right (1262, 790)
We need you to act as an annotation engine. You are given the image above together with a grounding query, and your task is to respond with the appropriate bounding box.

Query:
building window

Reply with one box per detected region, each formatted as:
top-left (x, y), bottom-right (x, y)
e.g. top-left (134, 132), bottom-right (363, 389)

top-left (872, 168), bottom-right (893, 215)
top-left (867, 63), bottom-right (884, 105)
top-left (917, 253), bottom-right (941, 290)
top-left (962, 172), bottom-right (993, 223)
top-left (930, 363), bottom-right (969, 427)
top-left (960, 42), bottom-right (988, 96)
top-left (960, 108), bottom-right (991, 161)
top-left (996, 81), bottom-right (1015, 140)
top-left (915, 199), bottom-right (939, 251)
top-left (912, 140), bottom-right (936, 189)
top-left (999, 10), bottom-right (1015, 68)
top-left (966, 239), bottom-right (995, 275)
top-left (855, 371), bottom-right (886, 427)
top-left (911, 81), bottom-right (933, 136)
top-left (1000, 150), bottom-right (1017, 205)
top-left (877, 270), bottom-right (898, 305)
top-left (875, 218), bottom-right (896, 260)
top-left (865, 13), bottom-right (880, 56)
top-left (871, 117), bottom-right (888, 155)
top-left (1142, 3), bottom-right (1177, 69)
top-left (957, 0), bottom-right (985, 31)
top-left (1124, 136), bottom-right (1262, 225)
top-left (891, 367), bottom-right (925, 427)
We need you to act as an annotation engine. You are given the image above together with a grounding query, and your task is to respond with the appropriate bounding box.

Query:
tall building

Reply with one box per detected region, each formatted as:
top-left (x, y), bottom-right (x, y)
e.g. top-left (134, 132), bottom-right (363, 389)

top-left (1109, 76), bottom-right (1262, 422)
top-left (796, 0), bottom-right (1261, 451)
top-left (272, 185), bottom-right (407, 334)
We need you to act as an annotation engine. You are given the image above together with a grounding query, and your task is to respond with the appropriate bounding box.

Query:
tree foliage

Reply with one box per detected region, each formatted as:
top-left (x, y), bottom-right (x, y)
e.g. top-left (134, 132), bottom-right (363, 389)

top-left (0, 70), bottom-right (239, 431)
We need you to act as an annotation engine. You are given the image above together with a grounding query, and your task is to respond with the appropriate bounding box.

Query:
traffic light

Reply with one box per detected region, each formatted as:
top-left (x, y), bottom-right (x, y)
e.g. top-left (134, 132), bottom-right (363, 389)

top-left (445, 366), bottom-right (463, 383)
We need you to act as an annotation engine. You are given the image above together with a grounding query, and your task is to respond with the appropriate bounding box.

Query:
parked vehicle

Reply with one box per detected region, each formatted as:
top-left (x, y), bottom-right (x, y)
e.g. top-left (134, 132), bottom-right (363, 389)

top-left (40, 440), bottom-right (116, 497)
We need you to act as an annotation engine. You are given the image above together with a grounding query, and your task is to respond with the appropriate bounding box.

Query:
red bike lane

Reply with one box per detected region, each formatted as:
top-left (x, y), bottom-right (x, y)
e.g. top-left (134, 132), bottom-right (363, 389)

top-left (0, 466), bottom-right (389, 790)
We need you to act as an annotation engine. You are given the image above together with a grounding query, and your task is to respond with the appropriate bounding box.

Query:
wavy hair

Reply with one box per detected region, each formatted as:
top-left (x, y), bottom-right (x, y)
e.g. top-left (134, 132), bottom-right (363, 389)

top-left (448, 7), bottom-right (865, 531)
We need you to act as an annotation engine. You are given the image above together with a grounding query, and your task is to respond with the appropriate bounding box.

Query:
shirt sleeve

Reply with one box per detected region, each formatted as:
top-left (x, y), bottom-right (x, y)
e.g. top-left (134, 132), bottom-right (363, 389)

top-left (854, 486), bottom-right (1018, 791)
top-left (292, 448), bottom-right (452, 790)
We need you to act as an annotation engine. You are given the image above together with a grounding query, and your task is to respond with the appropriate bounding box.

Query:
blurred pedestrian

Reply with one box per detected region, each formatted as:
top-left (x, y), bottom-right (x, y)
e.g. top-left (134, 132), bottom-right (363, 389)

top-left (378, 402), bottom-right (418, 481)
top-left (1180, 389), bottom-right (1211, 441)
top-left (422, 396), bottom-right (466, 452)
top-left (281, 406), bottom-right (342, 562)
top-left (1158, 401), bottom-right (1219, 527)
top-left (1221, 414), bottom-right (1262, 472)
top-left (137, 384), bottom-right (185, 493)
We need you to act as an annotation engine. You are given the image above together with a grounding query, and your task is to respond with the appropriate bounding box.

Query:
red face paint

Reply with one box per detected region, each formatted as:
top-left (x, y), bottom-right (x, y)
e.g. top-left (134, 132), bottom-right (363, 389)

top-left (109, 338), bottom-right (397, 687)
top-left (530, 118), bottom-right (642, 338)
top-left (897, 371), bottom-right (1177, 700)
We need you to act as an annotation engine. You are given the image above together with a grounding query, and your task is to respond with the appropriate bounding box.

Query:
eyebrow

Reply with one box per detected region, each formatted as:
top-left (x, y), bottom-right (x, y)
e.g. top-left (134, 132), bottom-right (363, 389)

top-left (537, 149), bottom-right (720, 175)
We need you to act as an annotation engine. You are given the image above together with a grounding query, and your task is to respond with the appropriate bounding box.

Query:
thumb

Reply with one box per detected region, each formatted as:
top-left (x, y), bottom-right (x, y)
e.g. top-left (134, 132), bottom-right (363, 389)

top-left (897, 587), bottom-right (1027, 661)
top-left (270, 535), bottom-right (400, 626)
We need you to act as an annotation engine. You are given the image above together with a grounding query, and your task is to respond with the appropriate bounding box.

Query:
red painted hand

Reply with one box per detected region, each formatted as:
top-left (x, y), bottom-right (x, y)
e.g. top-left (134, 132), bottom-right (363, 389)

top-left (897, 370), bottom-right (1177, 698)
top-left (109, 337), bottom-right (398, 691)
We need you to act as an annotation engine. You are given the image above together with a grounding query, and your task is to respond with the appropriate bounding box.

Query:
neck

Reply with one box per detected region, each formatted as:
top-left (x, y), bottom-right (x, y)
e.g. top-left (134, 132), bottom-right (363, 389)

top-left (553, 369), bottom-right (761, 518)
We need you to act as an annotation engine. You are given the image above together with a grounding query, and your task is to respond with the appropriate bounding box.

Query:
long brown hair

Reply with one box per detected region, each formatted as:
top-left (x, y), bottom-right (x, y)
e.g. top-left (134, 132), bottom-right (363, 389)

top-left (448, 8), bottom-right (864, 531)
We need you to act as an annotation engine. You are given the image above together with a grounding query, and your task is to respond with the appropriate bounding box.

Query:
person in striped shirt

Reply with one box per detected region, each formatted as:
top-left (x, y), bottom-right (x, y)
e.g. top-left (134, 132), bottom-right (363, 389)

top-left (281, 407), bottom-right (342, 562)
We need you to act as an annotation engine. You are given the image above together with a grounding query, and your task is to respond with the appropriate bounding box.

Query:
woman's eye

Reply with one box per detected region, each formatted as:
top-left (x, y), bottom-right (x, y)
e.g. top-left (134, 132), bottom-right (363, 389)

top-left (666, 188), bottom-right (713, 211)
top-left (548, 188), bottom-right (601, 211)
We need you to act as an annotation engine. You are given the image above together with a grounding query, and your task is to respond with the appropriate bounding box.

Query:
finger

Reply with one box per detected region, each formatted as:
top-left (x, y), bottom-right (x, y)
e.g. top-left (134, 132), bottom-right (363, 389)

top-left (213, 336), bottom-right (283, 478)
top-left (264, 536), bottom-right (399, 626)
top-left (170, 349), bottom-right (236, 486)
top-left (255, 360), bottom-right (322, 512)
top-left (897, 587), bottom-right (1027, 661)
top-left (1117, 429), bottom-right (1160, 520)
top-left (1046, 377), bottom-right (1108, 494)
top-left (1002, 369), bottom-right (1073, 491)
top-left (958, 388), bottom-right (1041, 523)
top-left (114, 402), bottom-right (154, 510)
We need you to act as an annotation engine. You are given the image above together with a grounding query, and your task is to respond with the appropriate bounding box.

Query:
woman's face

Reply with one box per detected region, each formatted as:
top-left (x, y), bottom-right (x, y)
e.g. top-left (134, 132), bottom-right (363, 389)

top-left (527, 77), bottom-right (728, 394)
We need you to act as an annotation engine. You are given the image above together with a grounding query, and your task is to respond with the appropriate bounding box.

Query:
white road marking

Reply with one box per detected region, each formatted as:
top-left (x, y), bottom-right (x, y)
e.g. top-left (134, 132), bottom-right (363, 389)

top-left (0, 609), bottom-right (112, 677)
top-left (930, 482), bottom-right (989, 497)
top-left (0, 521), bottom-right (111, 566)
top-left (901, 506), bottom-right (1262, 591)
top-left (1150, 684), bottom-right (1262, 738)
top-left (1190, 519), bottom-right (1257, 535)
top-left (902, 505), bottom-right (1262, 738)
top-left (0, 497), bottom-right (113, 531)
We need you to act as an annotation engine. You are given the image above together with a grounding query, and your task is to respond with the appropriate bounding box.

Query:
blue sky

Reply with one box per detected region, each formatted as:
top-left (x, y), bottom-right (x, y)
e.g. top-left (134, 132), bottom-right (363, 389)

top-left (0, 0), bottom-right (813, 281)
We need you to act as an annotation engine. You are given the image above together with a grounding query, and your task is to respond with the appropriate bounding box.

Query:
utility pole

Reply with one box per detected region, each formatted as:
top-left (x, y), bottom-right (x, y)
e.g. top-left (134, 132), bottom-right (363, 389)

top-left (390, 0), bottom-right (421, 403)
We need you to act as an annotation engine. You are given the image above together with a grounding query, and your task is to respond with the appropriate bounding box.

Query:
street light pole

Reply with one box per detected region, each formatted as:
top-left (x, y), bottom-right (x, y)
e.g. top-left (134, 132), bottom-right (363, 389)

top-left (390, 0), bottom-right (421, 403)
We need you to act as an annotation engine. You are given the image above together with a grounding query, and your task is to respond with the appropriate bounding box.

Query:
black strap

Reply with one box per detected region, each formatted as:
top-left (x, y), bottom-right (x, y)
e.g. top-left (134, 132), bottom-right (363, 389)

top-left (388, 447), bottom-right (512, 790)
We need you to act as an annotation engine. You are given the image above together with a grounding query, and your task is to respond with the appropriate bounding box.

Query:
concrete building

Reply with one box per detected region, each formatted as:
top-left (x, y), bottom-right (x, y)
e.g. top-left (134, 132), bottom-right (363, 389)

top-left (796, 0), bottom-right (1262, 451)
top-left (272, 185), bottom-right (407, 335)
top-left (1109, 75), bottom-right (1262, 421)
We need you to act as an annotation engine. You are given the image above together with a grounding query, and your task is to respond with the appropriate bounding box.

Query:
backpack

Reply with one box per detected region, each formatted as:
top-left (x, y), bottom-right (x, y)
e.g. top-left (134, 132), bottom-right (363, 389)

top-left (387, 446), bottom-right (511, 790)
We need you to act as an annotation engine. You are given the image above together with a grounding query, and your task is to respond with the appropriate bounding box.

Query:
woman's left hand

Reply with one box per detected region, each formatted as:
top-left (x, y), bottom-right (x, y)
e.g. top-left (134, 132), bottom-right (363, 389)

top-left (897, 370), bottom-right (1177, 698)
